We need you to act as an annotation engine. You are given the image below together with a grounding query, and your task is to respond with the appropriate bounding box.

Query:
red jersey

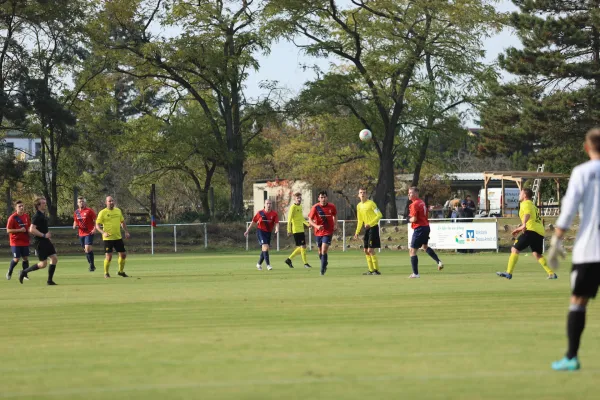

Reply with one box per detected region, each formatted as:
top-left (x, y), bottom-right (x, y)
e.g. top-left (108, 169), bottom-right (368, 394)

top-left (308, 202), bottom-right (337, 236)
top-left (6, 212), bottom-right (31, 247)
top-left (74, 207), bottom-right (97, 236)
top-left (409, 198), bottom-right (429, 229)
top-left (252, 209), bottom-right (279, 232)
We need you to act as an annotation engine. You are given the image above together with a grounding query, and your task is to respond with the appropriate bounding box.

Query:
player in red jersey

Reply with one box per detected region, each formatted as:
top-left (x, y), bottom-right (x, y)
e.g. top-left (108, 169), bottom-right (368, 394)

top-left (245, 199), bottom-right (279, 271)
top-left (73, 196), bottom-right (97, 271)
top-left (6, 200), bottom-right (31, 280)
top-left (408, 187), bottom-right (443, 278)
top-left (308, 191), bottom-right (337, 275)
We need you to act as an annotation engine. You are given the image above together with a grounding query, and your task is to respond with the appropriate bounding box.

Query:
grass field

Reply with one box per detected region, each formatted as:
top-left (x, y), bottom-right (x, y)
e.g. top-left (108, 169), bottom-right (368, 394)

top-left (1, 251), bottom-right (598, 400)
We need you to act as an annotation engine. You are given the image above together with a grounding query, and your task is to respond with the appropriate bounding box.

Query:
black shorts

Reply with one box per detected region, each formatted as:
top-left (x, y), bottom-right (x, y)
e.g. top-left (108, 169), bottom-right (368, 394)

top-left (513, 231), bottom-right (544, 254)
top-left (104, 239), bottom-right (126, 254)
top-left (571, 263), bottom-right (600, 298)
top-left (363, 226), bottom-right (381, 249)
top-left (35, 239), bottom-right (56, 261)
top-left (411, 226), bottom-right (430, 249)
top-left (293, 232), bottom-right (306, 247)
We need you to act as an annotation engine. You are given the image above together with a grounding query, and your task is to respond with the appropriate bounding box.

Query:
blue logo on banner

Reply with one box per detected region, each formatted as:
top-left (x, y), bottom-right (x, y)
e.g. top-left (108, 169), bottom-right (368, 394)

top-left (466, 230), bottom-right (475, 242)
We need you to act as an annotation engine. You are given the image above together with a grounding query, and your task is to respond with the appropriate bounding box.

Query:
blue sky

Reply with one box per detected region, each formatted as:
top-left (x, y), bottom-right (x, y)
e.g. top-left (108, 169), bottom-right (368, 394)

top-left (244, 0), bottom-right (520, 119)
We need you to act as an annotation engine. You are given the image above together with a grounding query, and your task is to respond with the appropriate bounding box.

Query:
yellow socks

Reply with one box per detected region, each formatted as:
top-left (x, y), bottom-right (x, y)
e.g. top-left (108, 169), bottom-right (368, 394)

top-left (366, 254), bottom-right (374, 272)
top-left (371, 254), bottom-right (379, 271)
top-left (300, 248), bottom-right (307, 264)
top-left (289, 247), bottom-right (301, 260)
top-left (104, 259), bottom-right (111, 274)
top-left (507, 253), bottom-right (519, 274)
top-left (538, 256), bottom-right (554, 274)
top-left (118, 257), bottom-right (126, 273)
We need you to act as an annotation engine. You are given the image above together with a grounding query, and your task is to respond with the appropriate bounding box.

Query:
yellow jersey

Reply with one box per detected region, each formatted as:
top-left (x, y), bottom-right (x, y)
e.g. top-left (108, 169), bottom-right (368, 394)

top-left (287, 203), bottom-right (308, 234)
top-left (356, 200), bottom-right (383, 235)
top-left (519, 200), bottom-right (545, 236)
top-left (96, 207), bottom-right (125, 240)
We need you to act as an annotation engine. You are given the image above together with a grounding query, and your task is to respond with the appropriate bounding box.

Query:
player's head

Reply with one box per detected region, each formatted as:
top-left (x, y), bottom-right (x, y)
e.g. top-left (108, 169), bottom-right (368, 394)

top-left (358, 188), bottom-right (368, 202)
top-left (466, 195), bottom-right (472, 200)
top-left (14, 200), bottom-right (24, 214)
top-left (264, 199), bottom-right (272, 211)
top-left (318, 191), bottom-right (328, 204)
top-left (461, 200), bottom-right (468, 208)
top-left (408, 186), bottom-right (419, 200)
top-left (106, 196), bottom-right (115, 210)
top-left (520, 188), bottom-right (533, 201)
top-left (585, 127), bottom-right (600, 156)
top-left (293, 192), bottom-right (302, 205)
top-left (34, 197), bottom-right (47, 212)
top-left (77, 196), bottom-right (86, 209)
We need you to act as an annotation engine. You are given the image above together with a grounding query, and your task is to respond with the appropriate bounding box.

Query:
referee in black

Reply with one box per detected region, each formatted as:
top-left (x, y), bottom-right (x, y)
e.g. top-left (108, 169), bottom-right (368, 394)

top-left (19, 197), bottom-right (59, 285)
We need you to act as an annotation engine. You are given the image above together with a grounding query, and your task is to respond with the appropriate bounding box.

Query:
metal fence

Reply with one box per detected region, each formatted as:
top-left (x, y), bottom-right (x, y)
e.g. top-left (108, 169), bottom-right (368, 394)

top-left (245, 218), bottom-right (500, 252)
top-left (0, 223), bottom-right (208, 256)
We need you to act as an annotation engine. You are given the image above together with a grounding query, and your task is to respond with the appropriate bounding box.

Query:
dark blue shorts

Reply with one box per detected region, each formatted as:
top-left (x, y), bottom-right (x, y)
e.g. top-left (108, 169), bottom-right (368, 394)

top-left (316, 235), bottom-right (333, 247)
top-left (11, 246), bottom-right (30, 258)
top-left (257, 229), bottom-right (272, 246)
top-left (411, 226), bottom-right (431, 249)
top-left (79, 234), bottom-right (95, 247)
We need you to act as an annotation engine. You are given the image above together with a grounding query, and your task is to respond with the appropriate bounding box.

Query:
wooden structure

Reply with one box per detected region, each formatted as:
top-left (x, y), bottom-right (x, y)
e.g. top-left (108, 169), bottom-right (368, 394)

top-left (483, 171), bottom-right (570, 216)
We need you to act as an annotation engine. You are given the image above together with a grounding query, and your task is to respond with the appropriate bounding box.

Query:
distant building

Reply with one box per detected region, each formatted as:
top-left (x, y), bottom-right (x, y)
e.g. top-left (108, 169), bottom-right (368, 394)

top-left (1, 131), bottom-right (41, 160)
top-left (251, 179), bottom-right (359, 221)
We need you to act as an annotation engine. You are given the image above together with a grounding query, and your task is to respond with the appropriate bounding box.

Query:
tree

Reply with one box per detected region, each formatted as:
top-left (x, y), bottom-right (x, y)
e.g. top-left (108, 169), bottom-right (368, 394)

top-left (90, 0), bottom-right (275, 217)
top-left (267, 0), bottom-right (501, 217)
top-left (480, 0), bottom-right (600, 171)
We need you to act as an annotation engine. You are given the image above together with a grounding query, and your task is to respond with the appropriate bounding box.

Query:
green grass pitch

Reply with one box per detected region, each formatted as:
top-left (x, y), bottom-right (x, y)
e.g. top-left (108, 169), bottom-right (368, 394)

top-left (0, 251), bottom-right (598, 399)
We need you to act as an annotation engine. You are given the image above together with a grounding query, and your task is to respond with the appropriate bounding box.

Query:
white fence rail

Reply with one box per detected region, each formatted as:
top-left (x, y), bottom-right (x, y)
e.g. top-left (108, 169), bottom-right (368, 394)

top-left (1, 223), bottom-right (208, 255)
top-left (245, 218), bottom-right (499, 252)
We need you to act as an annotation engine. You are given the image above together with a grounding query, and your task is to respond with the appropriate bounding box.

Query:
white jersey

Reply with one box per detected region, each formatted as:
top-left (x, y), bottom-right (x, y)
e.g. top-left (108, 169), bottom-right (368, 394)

top-left (556, 160), bottom-right (600, 263)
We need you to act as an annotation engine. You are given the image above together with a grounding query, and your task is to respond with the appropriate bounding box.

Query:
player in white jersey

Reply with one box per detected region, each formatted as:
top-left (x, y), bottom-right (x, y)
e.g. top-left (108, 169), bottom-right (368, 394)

top-left (547, 127), bottom-right (600, 371)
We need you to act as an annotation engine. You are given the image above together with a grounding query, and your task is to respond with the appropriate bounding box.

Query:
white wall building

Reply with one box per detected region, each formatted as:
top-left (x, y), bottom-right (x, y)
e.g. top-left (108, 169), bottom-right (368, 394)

top-left (1, 131), bottom-right (41, 160)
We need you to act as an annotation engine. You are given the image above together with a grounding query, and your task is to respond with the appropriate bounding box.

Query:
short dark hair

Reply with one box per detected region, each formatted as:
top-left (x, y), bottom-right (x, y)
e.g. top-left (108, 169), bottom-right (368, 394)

top-left (409, 186), bottom-right (419, 193)
top-left (522, 188), bottom-right (534, 199)
top-left (14, 200), bottom-right (23, 206)
top-left (318, 190), bottom-right (328, 197)
top-left (466, 195), bottom-right (471, 199)
top-left (77, 196), bottom-right (85, 201)
top-left (586, 128), bottom-right (600, 153)
top-left (294, 192), bottom-right (302, 197)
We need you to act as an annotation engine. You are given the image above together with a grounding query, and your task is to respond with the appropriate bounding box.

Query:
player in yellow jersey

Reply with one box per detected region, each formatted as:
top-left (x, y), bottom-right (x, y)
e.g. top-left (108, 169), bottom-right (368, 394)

top-left (284, 192), bottom-right (312, 269)
top-left (497, 188), bottom-right (557, 280)
top-left (354, 188), bottom-right (383, 275)
top-left (95, 196), bottom-right (131, 279)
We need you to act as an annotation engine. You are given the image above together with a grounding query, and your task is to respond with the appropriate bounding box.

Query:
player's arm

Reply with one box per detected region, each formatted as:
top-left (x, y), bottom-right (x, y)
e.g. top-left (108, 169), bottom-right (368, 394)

top-left (408, 203), bottom-right (416, 223)
top-left (244, 214), bottom-right (257, 237)
top-left (354, 207), bottom-right (363, 239)
top-left (120, 219), bottom-right (131, 239)
top-left (6, 218), bottom-right (25, 234)
top-left (274, 214), bottom-right (279, 234)
top-left (30, 223), bottom-right (50, 239)
top-left (72, 214), bottom-right (77, 230)
top-left (516, 213), bottom-right (530, 234)
top-left (95, 213), bottom-right (108, 238)
top-left (366, 202), bottom-right (383, 228)
top-left (331, 205), bottom-right (338, 232)
top-left (307, 208), bottom-right (322, 231)
top-left (286, 207), bottom-right (293, 236)
top-left (90, 210), bottom-right (97, 234)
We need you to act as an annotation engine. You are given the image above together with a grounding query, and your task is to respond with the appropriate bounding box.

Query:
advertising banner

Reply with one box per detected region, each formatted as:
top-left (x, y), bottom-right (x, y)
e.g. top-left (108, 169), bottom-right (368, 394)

top-left (408, 222), bottom-right (498, 250)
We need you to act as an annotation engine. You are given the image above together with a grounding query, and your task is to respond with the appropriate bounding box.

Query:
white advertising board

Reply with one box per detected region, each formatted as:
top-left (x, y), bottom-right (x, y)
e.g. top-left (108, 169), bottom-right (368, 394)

top-left (408, 222), bottom-right (498, 250)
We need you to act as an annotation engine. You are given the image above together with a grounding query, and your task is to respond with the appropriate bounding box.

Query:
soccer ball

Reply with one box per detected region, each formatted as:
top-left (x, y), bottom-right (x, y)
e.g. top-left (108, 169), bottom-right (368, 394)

top-left (359, 129), bottom-right (372, 142)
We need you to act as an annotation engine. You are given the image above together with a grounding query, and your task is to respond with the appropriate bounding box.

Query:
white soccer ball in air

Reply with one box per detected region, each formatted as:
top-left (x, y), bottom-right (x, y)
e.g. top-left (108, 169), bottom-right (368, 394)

top-left (359, 129), bottom-right (372, 142)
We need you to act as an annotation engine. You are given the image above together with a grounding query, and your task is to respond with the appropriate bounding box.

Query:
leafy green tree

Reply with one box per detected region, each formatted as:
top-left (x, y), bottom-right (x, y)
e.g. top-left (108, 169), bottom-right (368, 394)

top-left (89, 0), bottom-right (276, 218)
top-left (267, 0), bottom-right (501, 216)
top-left (480, 0), bottom-right (600, 171)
